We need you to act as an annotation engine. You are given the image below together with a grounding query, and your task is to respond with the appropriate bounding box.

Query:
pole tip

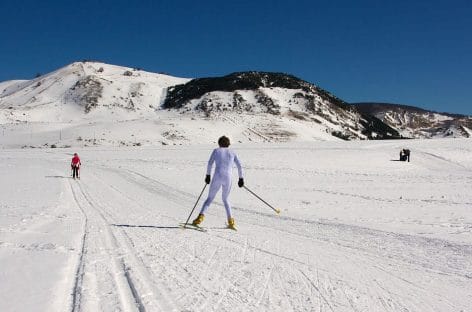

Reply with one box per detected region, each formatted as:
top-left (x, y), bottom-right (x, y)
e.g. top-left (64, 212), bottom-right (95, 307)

top-left (276, 208), bottom-right (281, 214)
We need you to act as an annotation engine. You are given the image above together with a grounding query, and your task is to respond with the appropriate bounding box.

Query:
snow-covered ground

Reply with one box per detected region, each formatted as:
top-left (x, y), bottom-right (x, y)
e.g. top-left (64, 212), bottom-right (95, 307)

top-left (1, 139), bottom-right (471, 311)
top-left (0, 108), bottom-right (341, 149)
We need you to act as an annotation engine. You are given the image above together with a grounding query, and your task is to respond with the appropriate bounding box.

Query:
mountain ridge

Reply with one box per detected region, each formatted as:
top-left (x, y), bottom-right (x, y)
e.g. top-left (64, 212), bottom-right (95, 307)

top-left (353, 102), bottom-right (472, 138)
top-left (0, 61), bottom-right (469, 148)
top-left (353, 102), bottom-right (468, 118)
top-left (162, 71), bottom-right (400, 140)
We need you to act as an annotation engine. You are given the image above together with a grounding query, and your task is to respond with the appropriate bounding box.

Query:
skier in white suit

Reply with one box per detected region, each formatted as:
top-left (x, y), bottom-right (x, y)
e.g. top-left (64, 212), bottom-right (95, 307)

top-left (192, 136), bottom-right (244, 230)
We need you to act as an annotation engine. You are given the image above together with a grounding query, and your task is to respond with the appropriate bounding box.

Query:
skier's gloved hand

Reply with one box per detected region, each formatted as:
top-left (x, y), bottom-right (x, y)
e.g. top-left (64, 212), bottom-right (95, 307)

top-left (205, 175), bottom-right (211, 184)
top-left (238, 178), bottom-right (244, 188)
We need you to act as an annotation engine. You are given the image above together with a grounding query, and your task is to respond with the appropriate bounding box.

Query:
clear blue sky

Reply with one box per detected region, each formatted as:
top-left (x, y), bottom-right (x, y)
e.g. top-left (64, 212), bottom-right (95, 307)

top-left (1, 0), bottom-right (471, 114)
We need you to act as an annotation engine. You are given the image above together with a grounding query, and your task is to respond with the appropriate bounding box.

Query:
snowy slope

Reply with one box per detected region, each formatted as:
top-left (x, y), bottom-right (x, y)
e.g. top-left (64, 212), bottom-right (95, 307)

top-left (0, 61), bottom-right (190, 122)
top-left (1, 139), bottom-right (471, 311)
top-left (2, 63), bottom-right (469, 149)
top-left (0, 64), bottom-right (403, 149)
top-left (164, 72), bottom-right (401, 141)
top-left (179, 87), bottom-right (363, 141)
top-left (355, 102), bottom-right (472, 138)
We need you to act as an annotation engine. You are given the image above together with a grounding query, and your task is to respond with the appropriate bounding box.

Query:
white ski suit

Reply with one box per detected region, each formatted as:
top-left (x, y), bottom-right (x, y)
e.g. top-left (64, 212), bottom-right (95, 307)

top-left (199, 147), bottom-right (243, 218)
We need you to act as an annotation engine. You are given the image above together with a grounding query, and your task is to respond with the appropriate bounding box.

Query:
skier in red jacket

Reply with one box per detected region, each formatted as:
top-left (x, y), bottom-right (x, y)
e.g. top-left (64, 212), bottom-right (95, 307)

top-left (71, 153), bottom-right (81, 179)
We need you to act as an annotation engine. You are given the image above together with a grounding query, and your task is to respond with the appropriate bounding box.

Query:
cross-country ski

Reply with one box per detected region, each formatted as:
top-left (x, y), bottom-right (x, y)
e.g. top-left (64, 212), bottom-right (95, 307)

top-left (179, 223), bottom-right (208, 232)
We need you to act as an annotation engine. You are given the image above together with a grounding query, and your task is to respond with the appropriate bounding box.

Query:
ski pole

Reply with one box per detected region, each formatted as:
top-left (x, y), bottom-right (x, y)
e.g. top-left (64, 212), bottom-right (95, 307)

top-left (183, 184), bottom-right (207, 227)
top-left (243, 186), bottom-right (280, 214)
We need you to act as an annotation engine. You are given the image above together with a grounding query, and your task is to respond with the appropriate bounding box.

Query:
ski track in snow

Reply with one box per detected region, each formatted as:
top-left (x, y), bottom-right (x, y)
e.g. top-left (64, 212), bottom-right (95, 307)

top-left (1, 142), bottom-right (472, 311)
top-left (79, 161), bottom-right (471, 311)
top-left (68, 176), bottom-right (179, 312)
top-left (69, 182), bottom-right (88, 312)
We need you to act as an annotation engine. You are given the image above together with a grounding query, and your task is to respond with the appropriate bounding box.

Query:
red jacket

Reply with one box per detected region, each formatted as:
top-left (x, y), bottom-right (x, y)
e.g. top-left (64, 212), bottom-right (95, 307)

top-left (71, 155), bottom-right (81, 167)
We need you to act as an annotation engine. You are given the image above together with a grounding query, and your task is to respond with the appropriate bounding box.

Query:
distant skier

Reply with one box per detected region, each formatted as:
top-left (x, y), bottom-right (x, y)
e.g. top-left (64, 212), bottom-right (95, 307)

top-left (399, 149), bottom-right (410, 162)
top-left (71, 153), bottom-right (81, 179)
top-left (192, 136), bottom-right (244, 230)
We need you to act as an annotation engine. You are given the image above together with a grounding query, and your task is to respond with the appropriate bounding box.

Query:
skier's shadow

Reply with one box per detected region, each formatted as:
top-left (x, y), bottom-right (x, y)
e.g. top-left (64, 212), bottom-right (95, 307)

top-left (45, 175), bottom-right (73, 178)
top-left (113, 224), bottom-right (229, 230)
top-left (112, 224), bottom-right (181, 230)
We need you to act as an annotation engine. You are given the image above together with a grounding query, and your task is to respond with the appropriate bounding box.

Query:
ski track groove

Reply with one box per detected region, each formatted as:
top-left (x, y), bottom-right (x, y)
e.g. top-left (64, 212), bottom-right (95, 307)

top-left (316, 270), bottom-right (323, 312)
top-left (102, 164), bottom-right (472, 271)
top-left (253, 264), bottom-right (273, 308)
top-left (78, 174), bottom-right (180, 312)
top-left (309, 187), bottom-right (472, 206)
top-left (70, 180), bottom-right (138, 312)
top-left (87, 168), bottom-right (212, 301)
top-left (340, 285), bottom-right (359, 312)
top-left (92, 168), bottom-right (260, 310)
top-left (141, 232), bottom-right (210, 307)
top-left (122, 265), bottom-right (146, 312)
top-left (273, 267), bottom-right (297, 312)
top-left (85, 163), bottom-right (472, 311)
top-left (298, 269), bottom-right (335, 312)
top-left (112, 165), bottom-right (468, 292)
top-left (202, 256), bottom-right (253, 311)
top-left (372, 264), bottom-right (456, 311)
top-left (92, 166), bottom-right (334, 269)
top-left (68, 181), bottom-right (88, 312)
top-left (89, 166), bottom-right (293, 311)
top-left (416, 150), bottom-right (471, 171)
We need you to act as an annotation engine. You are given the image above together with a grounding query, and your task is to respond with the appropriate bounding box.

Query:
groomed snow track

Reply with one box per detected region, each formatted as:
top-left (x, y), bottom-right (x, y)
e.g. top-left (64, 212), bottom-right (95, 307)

top-left (1, 141), bottom-right (471, 311)
top-left (68, 178), bottom-right (177, 312)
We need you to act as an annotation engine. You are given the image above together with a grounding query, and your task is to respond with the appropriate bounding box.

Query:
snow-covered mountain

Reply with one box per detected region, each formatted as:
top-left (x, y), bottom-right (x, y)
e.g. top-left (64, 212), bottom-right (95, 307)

top-left (0, 61), bottom-right (190, 123)
top-left (0, 61), bottom-right (403, 148)
top-left (162, 72), bottom-right (401, 142)
top-left (12, 61), bottom-right (472, 148)
top-left (354, 102), bottom-right (472, 138)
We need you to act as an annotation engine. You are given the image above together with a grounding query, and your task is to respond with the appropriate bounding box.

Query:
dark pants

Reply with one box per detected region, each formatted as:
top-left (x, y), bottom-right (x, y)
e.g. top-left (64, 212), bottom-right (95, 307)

top-left (72, 166), bottom-right (80, 179)
top-left (400, 155), bottom-right (410, 162)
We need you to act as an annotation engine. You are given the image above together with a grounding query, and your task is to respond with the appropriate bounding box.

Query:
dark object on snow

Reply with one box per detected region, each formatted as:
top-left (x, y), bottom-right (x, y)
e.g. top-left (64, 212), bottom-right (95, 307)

top-left (238, 178), bottom-right (244, 188)
top-left (72, 165), bottom-right (80, 179)
top-left (399, 149), bottom-right (410, 162)
top-left (205, 174), bottom-right (211, 184)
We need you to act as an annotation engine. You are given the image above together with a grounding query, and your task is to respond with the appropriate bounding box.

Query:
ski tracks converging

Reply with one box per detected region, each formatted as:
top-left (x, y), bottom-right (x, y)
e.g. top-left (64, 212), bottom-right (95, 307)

top-left (68, 178), bottom-right (178, 312)
top-left (63, 159), bottom-right (472, 312)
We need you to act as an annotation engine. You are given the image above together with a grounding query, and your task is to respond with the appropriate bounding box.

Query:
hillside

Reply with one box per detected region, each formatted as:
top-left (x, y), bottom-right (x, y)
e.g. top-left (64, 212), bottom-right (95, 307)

top-left (0, 61), bottom-right (190, 122)
top-left (0, 62), bottom-right (404, 148)
top-left (6, 62), bottom-right (472, 148)
top-left (163, 72), bottom-right (400, 141)
top-left (354, 102), bottom-right (472, 138)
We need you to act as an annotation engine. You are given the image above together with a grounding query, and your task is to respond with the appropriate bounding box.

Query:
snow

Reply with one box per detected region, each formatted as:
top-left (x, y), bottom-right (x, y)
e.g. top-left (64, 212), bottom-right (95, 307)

top-left (0, 62), bottom-right (362, 146)
top-left (462, 125), bottom-right (472, 137)
top-left (1, 62), bottom-right (471, 310)
top-left (0, 62), bottom-right (190, 123)
top-left (379, 110), bottom-right (471, 139)
top-left (1, 138), bottom-right (472, 311)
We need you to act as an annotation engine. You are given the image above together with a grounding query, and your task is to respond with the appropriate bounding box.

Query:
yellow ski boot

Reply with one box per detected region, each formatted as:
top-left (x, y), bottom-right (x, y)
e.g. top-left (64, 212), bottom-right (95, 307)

top-left (192, 214), bottom-right (205, 226)
top-left (227, 217), bottom-right (237, 231)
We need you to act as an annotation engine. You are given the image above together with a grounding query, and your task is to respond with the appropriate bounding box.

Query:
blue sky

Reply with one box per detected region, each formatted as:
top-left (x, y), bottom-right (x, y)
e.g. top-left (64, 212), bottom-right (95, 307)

top-left (1, 0), bottom-right (471, 114)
